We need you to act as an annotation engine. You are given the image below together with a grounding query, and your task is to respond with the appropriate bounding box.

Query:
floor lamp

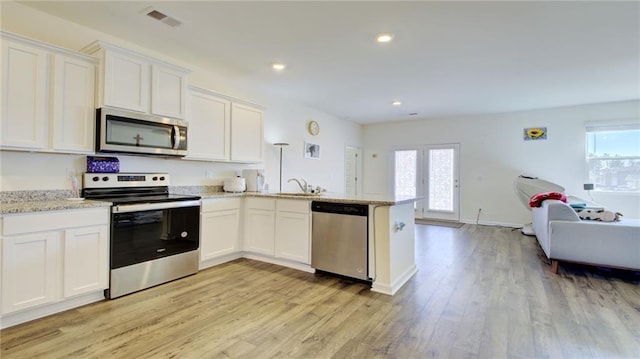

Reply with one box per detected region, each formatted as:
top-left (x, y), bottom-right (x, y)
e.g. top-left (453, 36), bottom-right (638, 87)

top-left (274, 143), bottom-right (289, 192)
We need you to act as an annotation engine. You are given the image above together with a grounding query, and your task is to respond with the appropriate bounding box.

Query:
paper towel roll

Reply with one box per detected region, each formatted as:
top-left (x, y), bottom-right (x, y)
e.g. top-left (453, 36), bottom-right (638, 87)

top-left (224, 177), bottom-right (246, 193)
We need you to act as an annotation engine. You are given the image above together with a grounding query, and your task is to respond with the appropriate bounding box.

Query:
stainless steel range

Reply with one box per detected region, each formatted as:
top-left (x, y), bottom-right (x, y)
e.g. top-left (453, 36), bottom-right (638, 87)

top-left (83, 173), bottom-right (201, 299)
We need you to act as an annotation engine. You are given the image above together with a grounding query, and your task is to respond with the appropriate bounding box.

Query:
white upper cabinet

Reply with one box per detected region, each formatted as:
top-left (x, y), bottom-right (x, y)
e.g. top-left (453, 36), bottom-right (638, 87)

top-left (185, 87), bottom-right (231, 161)
top-left (103, 50), bottom-right (149, 113)
top-left (0, 31), bottom-right (97, 153)
top-left (231, 103), bottom-right (264, 162)
top-left (186, 86), bottom-right (264, 163)
top-left (1, 38), bottom-right (48, 150)
top-left (51, 53), bottom-right (96, 152)
top-left (84, 40), bottom-right (190, 119)
top-left (152, 64), bottom-right (187, 119)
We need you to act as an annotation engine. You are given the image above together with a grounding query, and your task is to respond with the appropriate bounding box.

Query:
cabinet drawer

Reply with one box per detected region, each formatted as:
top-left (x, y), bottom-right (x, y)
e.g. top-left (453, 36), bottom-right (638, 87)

top-left (202, 198), bottom-right (241, 212)
top-left (3, 208), bottom-right (109, 236)
top-left (245, 197), bottom-right (275, 211)
top-left (277, 199), bottom-right (310, 214)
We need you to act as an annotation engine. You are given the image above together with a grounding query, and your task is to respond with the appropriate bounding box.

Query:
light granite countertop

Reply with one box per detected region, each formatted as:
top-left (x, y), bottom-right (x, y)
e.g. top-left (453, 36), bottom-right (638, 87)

top-left (202, 191), bottom-right (420, 206)
top-left (1, 188), bottom-right (420, 215)
top-left (1, 199), bottom-right (112, 215)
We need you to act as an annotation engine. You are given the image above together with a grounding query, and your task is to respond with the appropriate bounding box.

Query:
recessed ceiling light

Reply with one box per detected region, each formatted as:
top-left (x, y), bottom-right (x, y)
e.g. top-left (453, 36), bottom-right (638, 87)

top-left (272, 63), bottom-right (286, 71)
top-left (376, 33), bottom-right (394, 43)
top-left (392, 100), bottom-right (402, 106)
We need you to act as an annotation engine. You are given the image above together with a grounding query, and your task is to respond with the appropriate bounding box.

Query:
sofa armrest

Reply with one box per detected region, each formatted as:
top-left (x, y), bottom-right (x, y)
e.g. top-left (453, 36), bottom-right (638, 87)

top-left (532, 199), bottom-right (580, 258)
top-left (545, 200), bottom-right (581, 221)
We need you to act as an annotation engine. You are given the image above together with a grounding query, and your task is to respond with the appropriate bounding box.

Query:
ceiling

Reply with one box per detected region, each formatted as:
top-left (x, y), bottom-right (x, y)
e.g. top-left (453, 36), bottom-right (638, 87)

top-left (19, 1), bottom-right (640, 124)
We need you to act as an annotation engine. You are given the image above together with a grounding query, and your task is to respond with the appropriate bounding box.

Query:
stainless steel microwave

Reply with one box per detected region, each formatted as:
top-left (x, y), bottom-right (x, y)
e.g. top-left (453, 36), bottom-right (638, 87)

top-left (96, 107), bottom-right (188, 157)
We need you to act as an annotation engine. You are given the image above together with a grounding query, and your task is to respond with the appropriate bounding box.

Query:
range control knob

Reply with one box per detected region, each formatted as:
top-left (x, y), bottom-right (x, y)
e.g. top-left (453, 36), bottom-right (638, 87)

top-left (92, 176), bottom-right (99, 182)
top-left (152, 176), bottom-right (158, 181)
top-left (102, 176), bottom-right (109, 182)
top-left (159, 176), bottom-right (165, 181)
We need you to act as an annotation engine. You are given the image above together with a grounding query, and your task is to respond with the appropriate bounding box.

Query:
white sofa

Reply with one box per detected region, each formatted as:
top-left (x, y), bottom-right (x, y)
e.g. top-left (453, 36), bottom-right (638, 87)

top-left (532, 199), bottom-right (640, 274)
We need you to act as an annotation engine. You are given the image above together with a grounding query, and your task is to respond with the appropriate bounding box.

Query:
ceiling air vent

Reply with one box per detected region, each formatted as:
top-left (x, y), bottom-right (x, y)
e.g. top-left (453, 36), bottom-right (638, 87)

top-left (143, 7), bottom-right (182, 28)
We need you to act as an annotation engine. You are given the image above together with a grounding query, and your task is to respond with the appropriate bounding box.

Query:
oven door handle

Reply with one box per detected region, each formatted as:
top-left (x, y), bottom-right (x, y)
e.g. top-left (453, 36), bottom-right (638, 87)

top-left (112, 200), bottom-right (200, 213)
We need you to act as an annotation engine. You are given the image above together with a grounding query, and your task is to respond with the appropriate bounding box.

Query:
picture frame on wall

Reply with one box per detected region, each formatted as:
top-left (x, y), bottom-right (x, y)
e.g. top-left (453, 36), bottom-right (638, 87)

top-left (304, 142), bottom-right (320, 159)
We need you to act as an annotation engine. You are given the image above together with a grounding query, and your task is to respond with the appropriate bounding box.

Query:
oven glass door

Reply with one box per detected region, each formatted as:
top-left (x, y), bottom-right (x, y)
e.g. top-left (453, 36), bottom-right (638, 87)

top-left (111, 205), bottom-right (200, 269)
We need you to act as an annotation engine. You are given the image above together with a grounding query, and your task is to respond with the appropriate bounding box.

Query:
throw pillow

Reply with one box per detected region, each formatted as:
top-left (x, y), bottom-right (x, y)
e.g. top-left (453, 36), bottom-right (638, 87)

top-left (528, 191), bottom-right (567, 208)
top-left (575, 208), bottom-right (623, 222)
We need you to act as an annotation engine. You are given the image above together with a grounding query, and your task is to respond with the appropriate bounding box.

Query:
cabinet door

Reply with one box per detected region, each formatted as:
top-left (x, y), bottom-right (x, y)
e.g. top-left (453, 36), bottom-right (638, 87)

top-left (201, 209), bottom-right (240, 261)
top-left (275, 211), bottom-right (311, 264)
top-left (244, 209), bottom-right (275, 255)
top-left (62, 225), bottom-right (108, 298)
top-left (151, 64), bottom-right (187, 119)
top-left (51, 54), bottom-right (96, 153)
top-left (1, 232), bottom-right (59, 314)
top-left (186, 88), bottom-right (231, 161)
top-left (104, 50), bottom-right (149, 113)
top-left (1, 39), bottom-right (48, 150)
top-left (230, 103), bottom-right (263, 162)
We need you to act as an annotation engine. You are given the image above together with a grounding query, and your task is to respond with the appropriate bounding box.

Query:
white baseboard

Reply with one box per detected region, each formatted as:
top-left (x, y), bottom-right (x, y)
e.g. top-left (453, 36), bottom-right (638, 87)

top-left (242, 253), bottom-right (315, 273)
top-left (460, 219), bottom-right (522, 228)
top-left (0, 291), bottom-right (105, 329)
top-left (199, 252), bottom-right (243, 270)
top-left (371, 264), bottom-right (418, 296)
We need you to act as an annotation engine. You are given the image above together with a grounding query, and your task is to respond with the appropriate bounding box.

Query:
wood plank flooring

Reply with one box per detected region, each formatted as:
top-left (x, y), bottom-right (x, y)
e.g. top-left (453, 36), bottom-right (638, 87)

top-left (2, 224), bottom-right (639, 358)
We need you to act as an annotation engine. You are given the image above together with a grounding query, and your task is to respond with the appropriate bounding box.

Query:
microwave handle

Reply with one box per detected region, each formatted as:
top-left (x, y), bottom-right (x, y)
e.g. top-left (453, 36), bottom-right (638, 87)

top-left (172, 125), bottom-right (180, 150)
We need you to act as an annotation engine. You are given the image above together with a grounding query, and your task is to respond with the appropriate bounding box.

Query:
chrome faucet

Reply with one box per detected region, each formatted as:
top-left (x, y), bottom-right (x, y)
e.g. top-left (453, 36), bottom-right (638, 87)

top-left (288, 178), bottom-right (309, 193)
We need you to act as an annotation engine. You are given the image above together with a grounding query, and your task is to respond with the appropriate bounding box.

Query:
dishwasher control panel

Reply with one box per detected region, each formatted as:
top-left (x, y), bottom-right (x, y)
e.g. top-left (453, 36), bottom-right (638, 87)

top-left (311, 201), bottom-right (368, 216)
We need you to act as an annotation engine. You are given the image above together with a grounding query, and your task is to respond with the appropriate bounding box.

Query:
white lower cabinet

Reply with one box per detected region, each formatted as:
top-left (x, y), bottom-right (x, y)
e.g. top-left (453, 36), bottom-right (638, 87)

top-left (200, 198), bottom-right (241, 268)
top-left (1, 231), bottom-right (59, 314)
top-left (244, 198), bottom-right (311, 265)
top-left (275, 200), bottom-right (311, 264)
top-left (1, 207), bottom-right (109, 327)
top-left (62, 226), bottom-right (109, 298)
top-left (243, 198), bottom-right (276, 255)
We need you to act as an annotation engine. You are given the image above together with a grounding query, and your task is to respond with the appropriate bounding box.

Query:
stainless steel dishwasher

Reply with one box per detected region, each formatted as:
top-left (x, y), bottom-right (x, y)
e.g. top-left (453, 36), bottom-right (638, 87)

top-left (311, 201), bottom-right (369, 281)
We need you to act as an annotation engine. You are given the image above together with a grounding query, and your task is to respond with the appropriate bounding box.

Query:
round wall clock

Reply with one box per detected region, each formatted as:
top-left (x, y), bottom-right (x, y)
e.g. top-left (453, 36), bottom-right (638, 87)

top-left (308, 120), bottom-right (320, 136)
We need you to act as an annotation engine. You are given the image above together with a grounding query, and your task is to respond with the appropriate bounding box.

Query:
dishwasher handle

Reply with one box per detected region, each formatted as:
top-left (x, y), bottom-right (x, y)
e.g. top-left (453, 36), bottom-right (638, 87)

top-left (311, 201), bottom-right (368, 216)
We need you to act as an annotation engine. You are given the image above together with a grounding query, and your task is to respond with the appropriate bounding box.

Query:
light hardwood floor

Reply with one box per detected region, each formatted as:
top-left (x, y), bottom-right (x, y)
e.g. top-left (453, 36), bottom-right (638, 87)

top-left (1, 224), bottom-right (639, 358)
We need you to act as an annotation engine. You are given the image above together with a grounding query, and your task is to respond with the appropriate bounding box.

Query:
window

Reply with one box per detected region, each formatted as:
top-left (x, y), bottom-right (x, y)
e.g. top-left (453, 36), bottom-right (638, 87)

top-left (586, 121), bottom-right (640, 193)
top-left (394, 150), bottom-right (417, 197)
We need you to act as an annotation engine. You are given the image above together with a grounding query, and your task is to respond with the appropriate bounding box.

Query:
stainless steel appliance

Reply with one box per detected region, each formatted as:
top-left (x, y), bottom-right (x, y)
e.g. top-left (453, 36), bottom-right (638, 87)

top-left (83, 173), bottom-right (200, 298)
top-left (311, 201), bottom-right (369, 281)
top-left (96, 107), bottom-right (188, 157)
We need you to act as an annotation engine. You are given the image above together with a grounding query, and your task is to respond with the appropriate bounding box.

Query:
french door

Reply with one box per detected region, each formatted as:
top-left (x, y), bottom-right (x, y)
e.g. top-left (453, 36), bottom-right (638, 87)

top-left (393, 144), bottom-right (460, 221)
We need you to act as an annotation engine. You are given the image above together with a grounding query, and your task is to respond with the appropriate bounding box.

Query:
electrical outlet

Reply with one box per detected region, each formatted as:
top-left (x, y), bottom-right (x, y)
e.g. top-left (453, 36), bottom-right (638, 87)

top-left (205, 170), bottom-right (214, 179)
top-left (66, 168), bottom-right (76, 178)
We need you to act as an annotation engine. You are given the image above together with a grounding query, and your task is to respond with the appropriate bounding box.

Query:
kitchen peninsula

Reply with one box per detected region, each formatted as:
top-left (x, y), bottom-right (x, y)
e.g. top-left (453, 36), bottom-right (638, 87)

top-left (0, 189), bottom-right (419, 328)
top-left (199, 191), bottom-right (421, 296)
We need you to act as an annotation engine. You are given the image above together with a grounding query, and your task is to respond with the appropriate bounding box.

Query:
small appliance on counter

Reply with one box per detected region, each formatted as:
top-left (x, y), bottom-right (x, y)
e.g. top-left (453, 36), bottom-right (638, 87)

top-left (223, 176), bottom-right (246, 193)
top-left (243, 169), bottom-right (265, 192)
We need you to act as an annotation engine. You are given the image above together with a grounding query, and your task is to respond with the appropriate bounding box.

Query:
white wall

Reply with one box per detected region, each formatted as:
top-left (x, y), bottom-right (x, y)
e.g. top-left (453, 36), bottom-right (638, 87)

top-left (0, 2), bottom-right (362, 193)
top-left (363, 100), bottom-right (640, 225)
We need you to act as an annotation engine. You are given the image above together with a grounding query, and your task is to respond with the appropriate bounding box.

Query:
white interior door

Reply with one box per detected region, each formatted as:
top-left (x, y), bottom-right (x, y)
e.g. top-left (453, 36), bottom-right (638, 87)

top-left (345, 146), bottom-right (361, 196)
top-left (422, 144), bottom-right (460, 221)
